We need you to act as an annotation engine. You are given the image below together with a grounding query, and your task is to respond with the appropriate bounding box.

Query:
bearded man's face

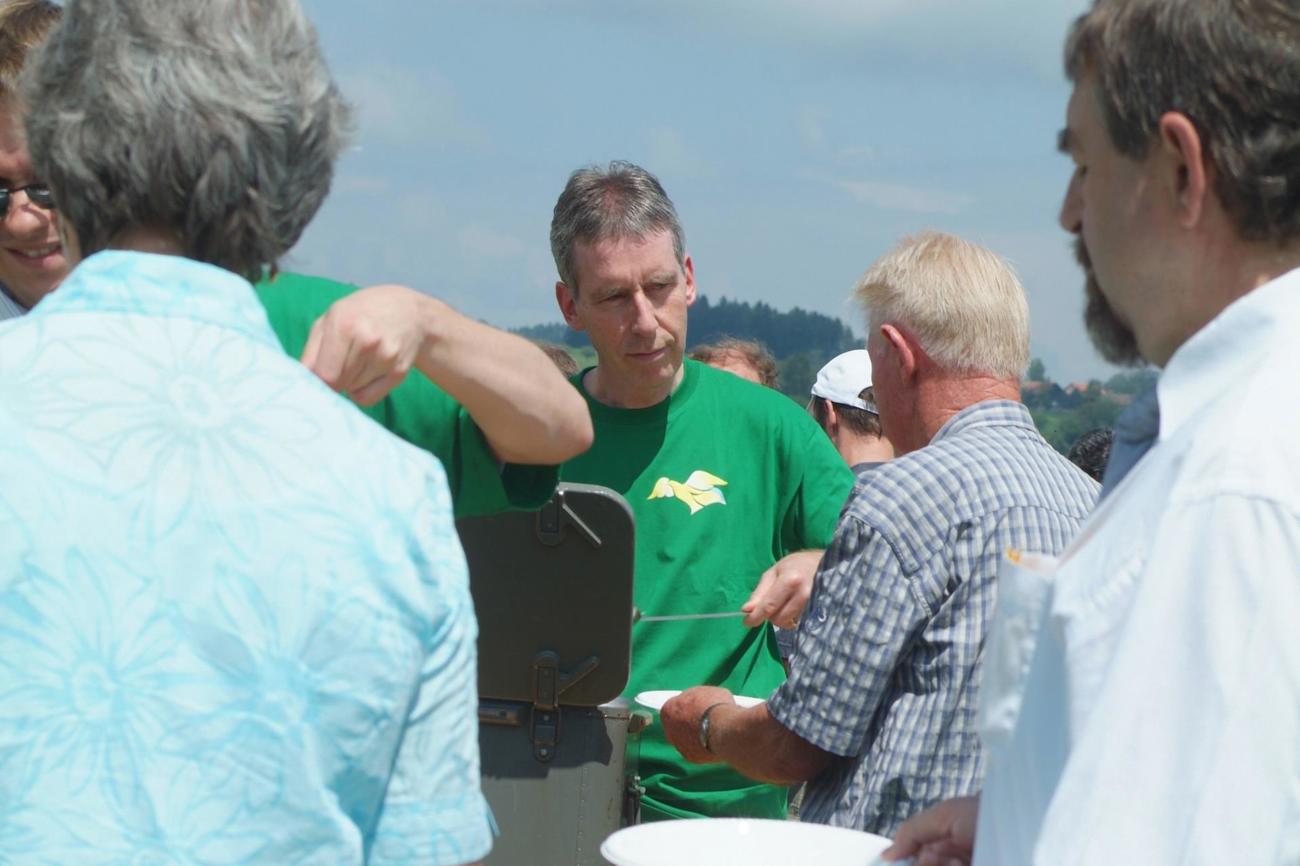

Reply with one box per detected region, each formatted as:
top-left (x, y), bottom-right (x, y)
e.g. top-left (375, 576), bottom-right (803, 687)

top-left (1076, 238), bottom-right (1142, 367)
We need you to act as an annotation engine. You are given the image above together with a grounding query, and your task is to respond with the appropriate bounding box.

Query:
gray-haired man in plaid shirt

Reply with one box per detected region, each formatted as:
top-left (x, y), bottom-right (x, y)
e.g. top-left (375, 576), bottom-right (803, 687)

top-left (662, 231), bottom-right (1098, 835)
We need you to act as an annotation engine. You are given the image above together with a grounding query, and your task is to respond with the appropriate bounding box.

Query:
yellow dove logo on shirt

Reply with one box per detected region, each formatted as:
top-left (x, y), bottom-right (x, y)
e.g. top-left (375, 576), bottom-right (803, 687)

top-left (647, 470), bottom-right (729, 515)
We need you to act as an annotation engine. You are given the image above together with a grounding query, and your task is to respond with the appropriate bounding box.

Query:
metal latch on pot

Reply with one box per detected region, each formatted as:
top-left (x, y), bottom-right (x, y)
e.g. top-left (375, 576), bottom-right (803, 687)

top-left (529, 650), bottom-right (599, 762)
top-left (536, 489), bottom-right (602, 548)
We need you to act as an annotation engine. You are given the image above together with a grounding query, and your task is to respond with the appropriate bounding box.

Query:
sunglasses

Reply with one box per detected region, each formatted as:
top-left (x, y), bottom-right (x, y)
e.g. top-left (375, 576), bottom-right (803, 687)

top-left (0, 183), bottom-right (56, 216)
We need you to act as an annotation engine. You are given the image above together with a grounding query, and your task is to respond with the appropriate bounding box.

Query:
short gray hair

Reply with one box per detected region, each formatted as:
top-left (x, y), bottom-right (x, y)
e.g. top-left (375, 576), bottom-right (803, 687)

top-left (22, 0), bottom-right (353, 280)
top-left (855, 231), bottom-right (1030, 380)
top-left (550, 160), bottom-right (685, 293)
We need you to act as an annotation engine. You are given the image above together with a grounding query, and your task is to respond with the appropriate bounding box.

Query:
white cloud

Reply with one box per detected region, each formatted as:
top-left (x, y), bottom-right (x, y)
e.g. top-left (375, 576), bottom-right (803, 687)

top-left (836, 145), bottom-right (877, 162)
top-left (836, 179), bottom-right (974, 215)
top-left (502, 0), bottom-right (1085, 82)
top-left (798, 106), bottom-right (831, 152)
top-left (456, 224), bottom-right (531, 260)
top-left (687, 0), bottom-right (917, 37)
top-left (526, 0), bottom-right (911, 36)
top-left (334, 174), bottom-right (392, 196)
top-left (285, 186), bottom-right (453, 289)
top-left (338, 61), bottom-right (489, 151)
top-left (648, 127), bottom-right (713, 178)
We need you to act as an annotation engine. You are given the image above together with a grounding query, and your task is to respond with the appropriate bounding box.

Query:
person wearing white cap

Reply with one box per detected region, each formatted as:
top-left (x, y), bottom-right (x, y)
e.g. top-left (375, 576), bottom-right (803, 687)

top-left (808, 349), bottom-right (895, 476)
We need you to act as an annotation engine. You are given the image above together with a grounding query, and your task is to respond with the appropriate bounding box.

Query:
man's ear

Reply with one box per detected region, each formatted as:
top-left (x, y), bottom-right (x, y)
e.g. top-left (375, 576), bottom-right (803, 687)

top-left (556, 281), bottom-right (586, 331)
top-left (881, 323), bottom-right (918, 381)
top-left (682, 253), bottom-right (697, 307)
top-left (824, 400), bottom-right (840, 436)
top-left (1156, 111), bottom-right (1209, 229)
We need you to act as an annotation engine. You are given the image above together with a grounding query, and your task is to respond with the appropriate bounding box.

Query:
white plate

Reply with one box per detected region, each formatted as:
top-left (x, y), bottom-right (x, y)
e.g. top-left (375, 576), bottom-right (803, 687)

top-left (634, 690), bottom-right (765, 712)
top-left (601, 818), bottom-right (894, 866)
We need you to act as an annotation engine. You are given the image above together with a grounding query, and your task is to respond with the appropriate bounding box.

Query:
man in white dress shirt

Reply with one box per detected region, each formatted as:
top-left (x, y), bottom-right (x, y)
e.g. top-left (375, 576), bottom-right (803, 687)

top-left (887, 1), bottom-right (1300, 864)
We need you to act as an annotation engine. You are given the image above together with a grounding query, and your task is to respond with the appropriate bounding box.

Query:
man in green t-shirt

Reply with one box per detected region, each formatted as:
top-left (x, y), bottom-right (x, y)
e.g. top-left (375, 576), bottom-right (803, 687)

top-left (549, 161), bottom-right (855, 820)
top-left (255, 272), bottom-right (592, 518)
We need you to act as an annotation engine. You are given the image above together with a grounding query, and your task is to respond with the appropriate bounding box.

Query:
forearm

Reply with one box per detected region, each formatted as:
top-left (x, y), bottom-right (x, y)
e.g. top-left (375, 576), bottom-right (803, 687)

top-left (707, 704), bottom-right (833, 786)
top-left (414, 297), bottom-right (593, 464)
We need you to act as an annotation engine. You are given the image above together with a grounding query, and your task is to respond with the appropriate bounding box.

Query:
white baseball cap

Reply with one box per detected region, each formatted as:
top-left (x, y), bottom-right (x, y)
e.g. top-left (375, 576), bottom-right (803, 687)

top-left (810, 350), bottom-right (876, 413)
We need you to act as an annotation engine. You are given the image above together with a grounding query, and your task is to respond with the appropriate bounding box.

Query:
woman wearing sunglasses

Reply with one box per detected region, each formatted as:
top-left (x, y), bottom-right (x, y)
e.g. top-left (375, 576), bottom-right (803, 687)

top-left (0, 0), bottom-right (64, 320)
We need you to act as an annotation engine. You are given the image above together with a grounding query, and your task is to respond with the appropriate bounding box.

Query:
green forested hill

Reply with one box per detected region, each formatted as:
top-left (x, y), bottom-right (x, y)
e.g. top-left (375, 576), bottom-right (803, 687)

top-left (1023, 362), bottom-right (1155, 453)
top-left (516, 301), bottom-right (1156, 455)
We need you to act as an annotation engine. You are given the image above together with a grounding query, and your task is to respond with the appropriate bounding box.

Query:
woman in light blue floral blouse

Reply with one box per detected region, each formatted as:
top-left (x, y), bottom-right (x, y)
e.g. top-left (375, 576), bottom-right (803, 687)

top-left (0, 1), bottom-right (492, 864)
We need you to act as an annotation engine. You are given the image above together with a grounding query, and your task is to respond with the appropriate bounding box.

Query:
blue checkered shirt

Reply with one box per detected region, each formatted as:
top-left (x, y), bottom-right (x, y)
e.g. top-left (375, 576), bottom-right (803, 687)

top-left (767, 400), bottom-right (1098, 835)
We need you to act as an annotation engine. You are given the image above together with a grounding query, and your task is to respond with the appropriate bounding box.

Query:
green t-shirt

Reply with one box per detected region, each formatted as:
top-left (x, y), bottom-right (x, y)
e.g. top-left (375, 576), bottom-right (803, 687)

top-left (253, 271), bottom-right (556, 518)
top-left (560, 359), bottom-right (855, 820)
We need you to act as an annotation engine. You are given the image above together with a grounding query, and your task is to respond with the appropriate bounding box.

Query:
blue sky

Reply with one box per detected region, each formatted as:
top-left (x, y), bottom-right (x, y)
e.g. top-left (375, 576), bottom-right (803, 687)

top-left (291, 0), bottom-right (1111, 383)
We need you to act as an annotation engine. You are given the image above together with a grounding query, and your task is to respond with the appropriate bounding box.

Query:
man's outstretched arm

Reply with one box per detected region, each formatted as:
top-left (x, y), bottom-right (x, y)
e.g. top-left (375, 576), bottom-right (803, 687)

top-left (660, 686), bottom-right (834, 786)
top-left (302, 284), bottom-right (593, 464)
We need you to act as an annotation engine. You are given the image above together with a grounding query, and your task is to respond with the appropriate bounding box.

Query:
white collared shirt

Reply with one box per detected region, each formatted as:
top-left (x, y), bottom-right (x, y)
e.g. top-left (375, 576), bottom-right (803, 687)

top-left (975, 266), bottom-right (1300, 865)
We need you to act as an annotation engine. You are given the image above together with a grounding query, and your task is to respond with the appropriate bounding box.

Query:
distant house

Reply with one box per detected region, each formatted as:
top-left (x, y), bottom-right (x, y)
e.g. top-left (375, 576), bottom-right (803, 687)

top-left (1060, 381), bottom-right (1134, 406)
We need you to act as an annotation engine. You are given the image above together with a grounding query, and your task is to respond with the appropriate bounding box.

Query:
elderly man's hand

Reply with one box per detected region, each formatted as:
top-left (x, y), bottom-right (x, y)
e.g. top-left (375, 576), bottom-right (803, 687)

top-left (741, 549), bottom-right (823, 628)
top-left (882, 795), bottom-right (979, 865)
top-left (301, 284), bottom-right (439, 406)
top-left (660, 686), bottom-right (735, 764)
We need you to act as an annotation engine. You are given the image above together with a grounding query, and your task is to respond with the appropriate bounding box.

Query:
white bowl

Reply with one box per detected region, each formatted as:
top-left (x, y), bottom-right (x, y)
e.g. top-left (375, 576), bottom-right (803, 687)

top-left (601, 818), bottom-right (893, 866)
top-left (634, 690), bottom-right (765, 712)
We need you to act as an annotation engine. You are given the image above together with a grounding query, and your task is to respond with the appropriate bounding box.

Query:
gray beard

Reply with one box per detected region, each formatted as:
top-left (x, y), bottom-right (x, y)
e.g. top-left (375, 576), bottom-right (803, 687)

top-left (1076, 238), bottom-right (1143, 366)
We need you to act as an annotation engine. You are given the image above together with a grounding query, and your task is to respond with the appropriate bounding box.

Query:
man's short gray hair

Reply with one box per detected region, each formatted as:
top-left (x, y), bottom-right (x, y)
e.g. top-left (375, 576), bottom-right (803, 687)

top-left (550, 160), bottom-right (685, 294)
top-left (22, 0), bottom-right (353, 280)
top-left (855, 231), bottom-right (1030, 380)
